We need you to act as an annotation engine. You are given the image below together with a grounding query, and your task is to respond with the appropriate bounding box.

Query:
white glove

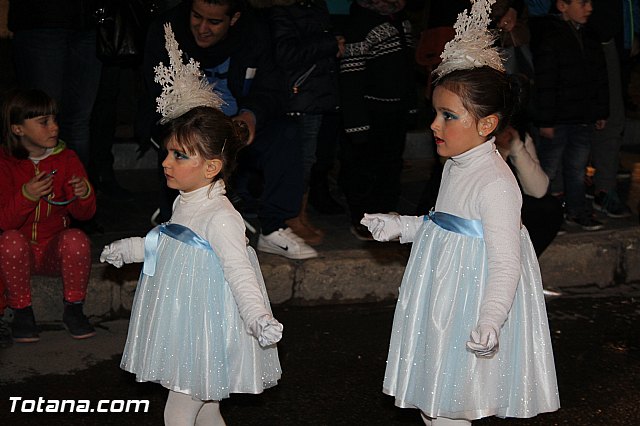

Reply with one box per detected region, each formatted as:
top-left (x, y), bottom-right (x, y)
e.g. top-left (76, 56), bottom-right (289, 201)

top-left (466, 324), bottom-right (499, 358)
top-left (99, 237), bottom-right (145, 268)
top-left (360, 213), bottom-right (424, 243)
top-left (249, 314), bottom-right (283, 347)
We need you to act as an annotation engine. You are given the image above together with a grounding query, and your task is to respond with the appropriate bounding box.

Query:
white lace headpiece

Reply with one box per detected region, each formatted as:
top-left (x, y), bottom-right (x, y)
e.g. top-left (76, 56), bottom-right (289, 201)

top-left (154, 23), bottom-right (224, 123)
top-left (434, 0), bottom-right (504, 79)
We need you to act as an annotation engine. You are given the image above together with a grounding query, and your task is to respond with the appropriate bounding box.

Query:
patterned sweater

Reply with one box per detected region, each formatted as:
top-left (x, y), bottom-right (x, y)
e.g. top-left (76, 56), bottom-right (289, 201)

top-left (339, 2), bottom-right (416, 138)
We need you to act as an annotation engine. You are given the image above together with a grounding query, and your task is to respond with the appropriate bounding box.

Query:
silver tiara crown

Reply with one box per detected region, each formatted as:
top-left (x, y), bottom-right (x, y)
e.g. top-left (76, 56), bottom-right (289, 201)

top-left (154, 23), bottom-right (224, 123)
top-left (434, 0), bottom-right (504, 78)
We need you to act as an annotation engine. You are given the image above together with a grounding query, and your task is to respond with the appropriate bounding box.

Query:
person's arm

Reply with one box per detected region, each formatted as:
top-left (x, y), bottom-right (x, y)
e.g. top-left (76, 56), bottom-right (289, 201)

top-left (100, 237), bottom-right (146, 267)
top-left (232, 16), bottom-right (286, 134)
top-left (64, 151), bottom-right (96, 221)
top-left (360, 214), bottom-right (425, 243)
top-left (508, 133), bottom-right (549, 198)
top-left (468, 178), bottom-right (522, 355)
top-left (530, 20), bottom-right (558, 128)
top-left (209, 210), bottom-right (282, 346)
top-left (0, 166), bottom-right (39, 230)
top-left (0, 0), bottom-right (11, 39)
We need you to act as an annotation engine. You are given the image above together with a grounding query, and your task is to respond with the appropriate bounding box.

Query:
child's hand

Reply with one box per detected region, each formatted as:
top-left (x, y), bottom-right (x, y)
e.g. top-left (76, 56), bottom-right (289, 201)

top-left (466, 325), bottom-right (499, 358)
top-left (361, 213), bottom-right (403, 241)
top-left (361, 213), bottom-right (425, 243)
top-left (100, 237), bottom-right (145, 267)
top-left (250, 314), bottom-right (283, 347)
top-left (69, 175), bottom-right (89, 198)
top-left (24, 171), bottom-right (54, 200)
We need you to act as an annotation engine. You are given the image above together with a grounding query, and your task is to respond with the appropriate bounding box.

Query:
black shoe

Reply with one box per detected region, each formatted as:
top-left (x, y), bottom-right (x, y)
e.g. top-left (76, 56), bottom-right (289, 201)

top-left (593, 191), bottom-right (632, 218)
top-left (585, 182), bottom-right (595, 199)
top-left (63, 302), bottom-right (96, 340)
top-left (11, 306), bottom-right (39, 343)
top-left (617, 166), bottom-right (631, 180)
top-left (0, 317), bottom-right (13, 348)
top-left (565, 215), bottom-right (604, 231)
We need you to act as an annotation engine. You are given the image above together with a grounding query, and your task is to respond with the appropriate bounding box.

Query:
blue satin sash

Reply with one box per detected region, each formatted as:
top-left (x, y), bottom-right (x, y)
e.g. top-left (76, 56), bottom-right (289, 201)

top-left (143, 223), bottom-right (212, 276)
top-left (425, 211), bottom-right (484, 238)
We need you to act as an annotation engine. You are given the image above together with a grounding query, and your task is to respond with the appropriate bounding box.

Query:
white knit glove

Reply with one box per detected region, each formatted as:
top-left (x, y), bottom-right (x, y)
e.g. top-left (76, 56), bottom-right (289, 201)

top-left (249, 314), bottom-right (283, 347)
top-left (466, 324), bottom-right (499, 358)
top-left (99, 237), bottom-right (145, 268)
top-left (360, 213), bottom-right (424, 243)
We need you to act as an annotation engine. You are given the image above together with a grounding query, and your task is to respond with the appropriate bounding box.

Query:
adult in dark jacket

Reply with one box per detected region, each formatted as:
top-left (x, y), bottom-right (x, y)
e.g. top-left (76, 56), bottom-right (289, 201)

top-left (141, 0), bottom-right (318, 260)
top-left (339, 0), bottom-right (417, 240)
top-left (529, 0), bottom-right (609, 230)
top-left (268, 0), bottom-right (343, 245)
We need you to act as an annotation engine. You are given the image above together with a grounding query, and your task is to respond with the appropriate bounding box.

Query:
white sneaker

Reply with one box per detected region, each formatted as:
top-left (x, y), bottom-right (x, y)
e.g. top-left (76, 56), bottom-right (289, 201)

top-left (257, 228), bottom-right (318, 260)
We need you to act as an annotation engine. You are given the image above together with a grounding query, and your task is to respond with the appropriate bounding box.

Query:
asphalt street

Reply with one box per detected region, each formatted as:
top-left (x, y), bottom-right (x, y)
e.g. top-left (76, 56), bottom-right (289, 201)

top-left (1, 286), bottom-right (639, 425)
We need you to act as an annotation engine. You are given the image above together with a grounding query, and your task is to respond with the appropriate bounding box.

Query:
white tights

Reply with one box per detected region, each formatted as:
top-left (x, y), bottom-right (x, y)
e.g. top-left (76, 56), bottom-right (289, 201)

top-left (421, 412), bottom-right (472, 426)
top-left (164, 390), bottom-right (226, 426)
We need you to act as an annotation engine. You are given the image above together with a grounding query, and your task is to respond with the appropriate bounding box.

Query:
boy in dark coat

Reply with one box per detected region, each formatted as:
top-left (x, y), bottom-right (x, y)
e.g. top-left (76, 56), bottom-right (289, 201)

top-left (529, 0), bottom-right (609, 230)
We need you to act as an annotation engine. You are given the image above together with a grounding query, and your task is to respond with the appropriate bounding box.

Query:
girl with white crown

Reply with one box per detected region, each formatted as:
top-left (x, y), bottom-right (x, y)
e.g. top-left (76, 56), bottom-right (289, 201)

top-left (360, 1), bottom-right (560, 424)
top-left (100, 24), bottom-right (282, 425)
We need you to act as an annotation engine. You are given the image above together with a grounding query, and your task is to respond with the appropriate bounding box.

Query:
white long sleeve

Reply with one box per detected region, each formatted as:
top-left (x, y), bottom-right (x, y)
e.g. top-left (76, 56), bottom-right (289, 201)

top-left (507, 133), bottom-right (549, 198)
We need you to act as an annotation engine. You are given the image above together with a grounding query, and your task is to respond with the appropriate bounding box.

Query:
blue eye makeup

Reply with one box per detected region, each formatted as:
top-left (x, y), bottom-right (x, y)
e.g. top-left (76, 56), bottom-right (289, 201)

top-left (173, 150), bottom-right (189, 160)
top-left (443, 111), bottom-right (458, 120)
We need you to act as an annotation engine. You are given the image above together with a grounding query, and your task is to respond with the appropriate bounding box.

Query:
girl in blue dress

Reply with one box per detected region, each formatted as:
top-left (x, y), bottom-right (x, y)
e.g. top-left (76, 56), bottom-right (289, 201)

top-left (100, 106), bottom-right (282, 425)
top-left (360, 2), bottom-right (560, 424)
top-left (363, 67), bottom-right (560, 426)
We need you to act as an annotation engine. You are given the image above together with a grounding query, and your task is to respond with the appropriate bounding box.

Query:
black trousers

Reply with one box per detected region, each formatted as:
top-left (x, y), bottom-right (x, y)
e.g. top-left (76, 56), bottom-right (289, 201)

top-left (339, 109), bottom-right (407, 225)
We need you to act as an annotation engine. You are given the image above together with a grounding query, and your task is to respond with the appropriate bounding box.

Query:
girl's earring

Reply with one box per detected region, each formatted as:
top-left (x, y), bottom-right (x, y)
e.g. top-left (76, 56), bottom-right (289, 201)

top-left (479, 131), bottom-right (484, 136)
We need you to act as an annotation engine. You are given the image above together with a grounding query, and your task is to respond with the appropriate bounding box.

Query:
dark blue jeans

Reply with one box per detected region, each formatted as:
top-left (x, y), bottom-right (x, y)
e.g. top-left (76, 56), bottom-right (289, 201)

top-left (293, 113), bottom-right (323, 188)
top-left (233, 116), bottom-right (304, 234)
top-left (536, 124), bottom-right (592, 219)
top-left (12, 29), bottom-right (102, 167)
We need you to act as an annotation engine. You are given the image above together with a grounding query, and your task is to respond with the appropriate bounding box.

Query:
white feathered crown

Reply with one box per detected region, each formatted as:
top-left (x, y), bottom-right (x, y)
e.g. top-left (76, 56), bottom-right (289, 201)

top-left (154, 23), bottom-right (224, 123)
top-left (434, 0), bottom-right (504, 79)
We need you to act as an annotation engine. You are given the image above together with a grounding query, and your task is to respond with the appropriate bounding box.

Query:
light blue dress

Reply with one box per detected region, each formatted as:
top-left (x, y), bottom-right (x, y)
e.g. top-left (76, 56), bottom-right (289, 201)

top-left (383, 212), bottom-right (560, 419)
top-left (121, 223), bottom-right (281, 401)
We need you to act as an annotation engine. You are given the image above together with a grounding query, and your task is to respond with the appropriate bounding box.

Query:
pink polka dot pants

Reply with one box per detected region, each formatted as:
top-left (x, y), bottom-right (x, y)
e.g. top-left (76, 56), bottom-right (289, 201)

top-left (0, 229), bottom-right (91, 311)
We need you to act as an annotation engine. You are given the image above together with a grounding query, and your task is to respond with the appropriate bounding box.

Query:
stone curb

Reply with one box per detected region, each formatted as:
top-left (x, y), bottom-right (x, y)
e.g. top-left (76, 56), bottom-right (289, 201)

top-left (25, 226), bottom-right (640, 322)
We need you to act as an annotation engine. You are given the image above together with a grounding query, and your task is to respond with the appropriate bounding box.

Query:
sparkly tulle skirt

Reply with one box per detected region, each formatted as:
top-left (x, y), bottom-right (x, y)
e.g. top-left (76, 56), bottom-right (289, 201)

top-left (383, 213), bottom-right (560, 419)
top-left (121, 224), bottom-right (281, 401)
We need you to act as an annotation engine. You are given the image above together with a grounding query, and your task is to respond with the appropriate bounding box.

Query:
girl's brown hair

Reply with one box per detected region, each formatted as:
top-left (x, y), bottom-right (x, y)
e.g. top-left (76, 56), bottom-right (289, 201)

top-left (1, 88), bottom-right (58, 159)
top-left (160, 106), bottom-right (249, 184)
top-left (435, 66), bottom-right (524, 137)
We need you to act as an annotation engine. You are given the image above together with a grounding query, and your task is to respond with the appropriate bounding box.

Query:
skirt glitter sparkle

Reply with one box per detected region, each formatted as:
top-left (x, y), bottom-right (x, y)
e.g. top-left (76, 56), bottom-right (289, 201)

top-left (121, 227), bottom-right (281, 401)
top-left (383, 217), bottom-right (560, 419)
